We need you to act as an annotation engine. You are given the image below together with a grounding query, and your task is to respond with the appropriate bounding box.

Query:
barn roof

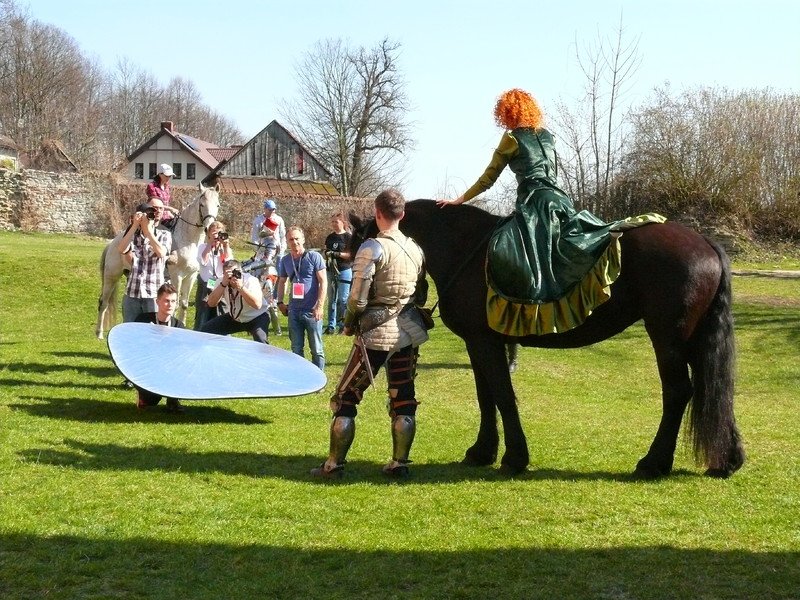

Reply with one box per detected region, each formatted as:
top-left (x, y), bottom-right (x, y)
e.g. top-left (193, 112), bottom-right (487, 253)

top-left (218, 176), bottom-right (340, 198)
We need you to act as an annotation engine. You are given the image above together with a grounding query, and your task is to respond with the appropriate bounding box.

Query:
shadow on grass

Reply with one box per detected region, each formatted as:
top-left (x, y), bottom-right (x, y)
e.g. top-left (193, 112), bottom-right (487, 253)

top-left (17, 439), bottom-right (689, 484)
top-left (49, 350), bottom-right (112, 361)
top-left (10, 397), bottom-right (269, 425)
top-left (2, 377), bottom-right (133, 391)
top-left (3, 361), bottom-right (119, 378)
top-left (0, 532), bottom-right (796, 599)
top-left (735, 305), bottom-right (800, 347)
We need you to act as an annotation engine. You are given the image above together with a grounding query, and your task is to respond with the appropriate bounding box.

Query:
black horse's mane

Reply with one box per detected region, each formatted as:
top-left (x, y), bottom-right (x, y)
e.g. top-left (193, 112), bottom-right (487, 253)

top-left (347, 199), bottom-right (501, 255)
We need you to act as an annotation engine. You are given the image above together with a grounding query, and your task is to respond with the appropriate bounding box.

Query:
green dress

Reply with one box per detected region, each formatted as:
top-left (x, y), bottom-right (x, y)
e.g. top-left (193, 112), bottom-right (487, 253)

top-left (463, 127), bottom-right (664, 335)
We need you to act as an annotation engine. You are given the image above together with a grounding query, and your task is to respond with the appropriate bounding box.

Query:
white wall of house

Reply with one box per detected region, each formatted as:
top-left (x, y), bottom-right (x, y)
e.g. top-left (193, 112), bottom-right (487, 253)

top-left (125, 135), bottom-right (213, 186)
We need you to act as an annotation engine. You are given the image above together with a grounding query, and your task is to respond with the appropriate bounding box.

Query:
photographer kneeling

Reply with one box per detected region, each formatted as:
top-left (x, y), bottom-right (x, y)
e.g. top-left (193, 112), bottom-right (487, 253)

top-left (194, 221), bottom-right (233, 331)
top-left (200, 259), bottom-right (270, 344)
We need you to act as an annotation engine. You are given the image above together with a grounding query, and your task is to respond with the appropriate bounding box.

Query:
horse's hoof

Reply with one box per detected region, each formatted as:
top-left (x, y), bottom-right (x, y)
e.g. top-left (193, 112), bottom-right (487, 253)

top-left (704, 454), bottom-right (744, 478)
top-left (704, 467), bottom-right (733, 479)
top-left (498, 462), bottom-right (527, 477)
top-left (631, 466), bottom-right (663, 480)
top-left (632, 456), bottom-right (673, 480)
top-left (462, 449), bottom-right (496, 467)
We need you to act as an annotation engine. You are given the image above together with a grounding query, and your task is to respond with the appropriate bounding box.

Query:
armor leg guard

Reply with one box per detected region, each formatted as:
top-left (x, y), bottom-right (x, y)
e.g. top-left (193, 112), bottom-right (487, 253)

top-left (331, 342), bottom-right (375, 413)
top-left (383, 415), bottom-right (416, 478)
top-left (311, 416), bottom-right (355, 479)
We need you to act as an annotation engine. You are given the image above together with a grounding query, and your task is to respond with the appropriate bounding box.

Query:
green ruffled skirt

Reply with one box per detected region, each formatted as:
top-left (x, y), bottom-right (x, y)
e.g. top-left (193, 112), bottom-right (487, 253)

top-left (486, 181), bottom-right (665, 336)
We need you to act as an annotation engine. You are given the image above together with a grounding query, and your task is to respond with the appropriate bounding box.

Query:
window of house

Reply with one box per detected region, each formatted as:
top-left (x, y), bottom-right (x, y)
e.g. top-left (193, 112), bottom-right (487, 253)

top-left (172, 163), bottom-right (182, 180)
top-left (186, 163), bottom-right (196, 180)
top-left (295, 148), bottom-right (304, 174)
top-left (134, 163), bottom-right (144, 179)
top-left (148, 163), bottom-right (157, 179)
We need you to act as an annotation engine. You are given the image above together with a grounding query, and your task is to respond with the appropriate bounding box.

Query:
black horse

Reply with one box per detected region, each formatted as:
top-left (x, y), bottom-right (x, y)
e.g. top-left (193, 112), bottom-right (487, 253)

top-left (350, 200), bottom-right (745, 479)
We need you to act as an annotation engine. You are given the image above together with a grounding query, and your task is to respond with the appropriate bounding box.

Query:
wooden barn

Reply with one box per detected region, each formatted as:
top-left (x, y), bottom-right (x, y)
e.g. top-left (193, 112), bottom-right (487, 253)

top-left (205, 120), bottom-right (333, 185)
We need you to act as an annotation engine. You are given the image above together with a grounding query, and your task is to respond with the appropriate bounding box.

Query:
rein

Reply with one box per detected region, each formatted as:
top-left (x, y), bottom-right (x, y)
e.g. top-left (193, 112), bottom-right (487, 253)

top-left (427, 226), bottom-right (496, 315)
top-left (177, 194), bottom-right (215, 229)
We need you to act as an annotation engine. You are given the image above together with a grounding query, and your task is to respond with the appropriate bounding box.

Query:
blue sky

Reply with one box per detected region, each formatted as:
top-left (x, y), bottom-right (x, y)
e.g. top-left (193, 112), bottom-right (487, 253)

top-left (27, 0), bottom-right (800, 199)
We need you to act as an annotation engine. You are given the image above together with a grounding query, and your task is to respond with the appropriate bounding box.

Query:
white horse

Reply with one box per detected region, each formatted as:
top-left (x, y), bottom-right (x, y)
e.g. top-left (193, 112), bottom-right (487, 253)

top-left (95, 183), bottom-right (221, 339)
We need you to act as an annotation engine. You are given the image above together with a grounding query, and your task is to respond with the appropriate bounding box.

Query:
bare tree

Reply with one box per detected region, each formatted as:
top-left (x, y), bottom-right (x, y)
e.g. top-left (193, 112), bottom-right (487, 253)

top-left (281, 37), bottom-right (414, 197)
top-left (620, 86), bottom-right (800, 238)
top-left (0, 2), bottom-right (244, 170)
top-left (0, 3), bottom-right (98, 164)
top-left (103, 59), bottom-right (166, 164)
top-left (103, 61), bottom-right (244, 168)
top-left (552, 16), bottom-right (641, 216)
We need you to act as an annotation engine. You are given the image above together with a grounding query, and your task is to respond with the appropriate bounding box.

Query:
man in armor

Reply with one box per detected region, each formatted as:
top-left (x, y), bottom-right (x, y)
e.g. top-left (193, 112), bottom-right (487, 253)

top-left (311, 189), bottom-right (430, 479)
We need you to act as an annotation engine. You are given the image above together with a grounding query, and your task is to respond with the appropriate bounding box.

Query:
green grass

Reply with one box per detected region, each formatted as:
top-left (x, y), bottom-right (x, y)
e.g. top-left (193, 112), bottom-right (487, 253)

top-left (1, 231), bottom-right (798, 599)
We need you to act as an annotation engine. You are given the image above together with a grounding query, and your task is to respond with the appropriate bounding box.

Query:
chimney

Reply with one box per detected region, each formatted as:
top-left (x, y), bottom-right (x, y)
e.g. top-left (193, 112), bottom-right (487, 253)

top-left (161, 121), bottom-right (174, 132)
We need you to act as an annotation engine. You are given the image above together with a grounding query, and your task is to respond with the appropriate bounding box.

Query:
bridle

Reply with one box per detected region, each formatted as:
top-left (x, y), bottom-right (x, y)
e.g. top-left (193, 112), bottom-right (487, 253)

top-left (177, 191), bottom-right (217, 230)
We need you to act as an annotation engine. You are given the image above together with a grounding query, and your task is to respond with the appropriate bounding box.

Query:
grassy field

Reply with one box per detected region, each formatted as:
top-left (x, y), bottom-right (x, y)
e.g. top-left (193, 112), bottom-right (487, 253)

top-left (1, 231), bottom-right (798, 599)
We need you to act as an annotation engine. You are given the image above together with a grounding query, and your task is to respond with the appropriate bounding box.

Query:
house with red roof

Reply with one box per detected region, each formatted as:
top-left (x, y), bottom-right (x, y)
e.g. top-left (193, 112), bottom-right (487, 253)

top-left (122, 121), bottom-right (231, 186)
top-left (122, 120), bottom-right (339, 198)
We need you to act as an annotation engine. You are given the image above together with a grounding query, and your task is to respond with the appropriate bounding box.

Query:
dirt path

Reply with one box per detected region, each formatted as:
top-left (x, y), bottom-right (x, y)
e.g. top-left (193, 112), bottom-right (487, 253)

top-left (732, 269), bottom-right (800, 279)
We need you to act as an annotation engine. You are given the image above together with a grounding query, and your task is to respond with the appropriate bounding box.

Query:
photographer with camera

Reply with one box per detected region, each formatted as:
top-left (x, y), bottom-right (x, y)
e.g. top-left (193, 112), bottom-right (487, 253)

top-left (200, 259), bottom-right (270, 343)
top-left (194, 220), bottom-right (234, 331)
top-left (323, 212), bottom-right (353, 334)
top-left (117, 197), bottom-right (172, 322)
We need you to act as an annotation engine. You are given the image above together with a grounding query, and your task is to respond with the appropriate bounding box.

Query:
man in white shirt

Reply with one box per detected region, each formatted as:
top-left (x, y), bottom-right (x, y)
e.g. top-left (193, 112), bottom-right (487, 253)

top-left (200, 259), bottom-right (270, 343)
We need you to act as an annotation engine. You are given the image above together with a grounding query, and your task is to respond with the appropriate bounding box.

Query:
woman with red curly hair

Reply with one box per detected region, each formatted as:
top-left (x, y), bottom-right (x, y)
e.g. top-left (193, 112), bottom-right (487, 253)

top-left (438, 89), bottom-right (663, 336)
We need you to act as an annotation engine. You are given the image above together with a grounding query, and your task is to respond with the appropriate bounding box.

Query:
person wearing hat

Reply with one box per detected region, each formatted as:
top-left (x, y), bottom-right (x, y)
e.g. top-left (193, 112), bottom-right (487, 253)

top-left (257, 215), bottom-right (280, 265)
top-left (117, 197), bottom-right (171, 323)
top-left (250, 198), bottom-right (286, 256)
top-left (146, 163), bottom-right (179, 229)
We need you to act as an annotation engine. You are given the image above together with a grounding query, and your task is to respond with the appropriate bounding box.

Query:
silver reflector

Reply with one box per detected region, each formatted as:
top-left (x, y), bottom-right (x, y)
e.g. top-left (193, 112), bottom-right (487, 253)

top-left (108, 322), bottom-right (326, 399)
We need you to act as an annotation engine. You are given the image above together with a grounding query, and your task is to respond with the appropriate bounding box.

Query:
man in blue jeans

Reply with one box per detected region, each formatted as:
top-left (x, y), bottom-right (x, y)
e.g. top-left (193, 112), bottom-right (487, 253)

top-left (276, 226), bottom-right (327, 370)
top-left (323, 212), bottom-right (353, 334)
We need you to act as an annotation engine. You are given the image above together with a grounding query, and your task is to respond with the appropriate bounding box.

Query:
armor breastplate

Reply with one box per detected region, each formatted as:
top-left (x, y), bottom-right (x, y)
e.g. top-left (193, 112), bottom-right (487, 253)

top-left (369, 232), bottom-right (423, 307)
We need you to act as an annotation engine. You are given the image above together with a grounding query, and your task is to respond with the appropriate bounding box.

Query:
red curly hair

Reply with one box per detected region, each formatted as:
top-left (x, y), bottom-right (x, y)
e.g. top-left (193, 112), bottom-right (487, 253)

top-left (493, 88), bottom-right (544, 130)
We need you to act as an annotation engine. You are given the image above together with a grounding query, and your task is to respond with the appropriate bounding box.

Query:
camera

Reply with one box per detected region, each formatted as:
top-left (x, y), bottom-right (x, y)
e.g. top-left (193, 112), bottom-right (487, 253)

top-left (231, 268), bottom-right (242, 279)
top-left (216, 231), bottom-right (229, 241)
top-left (242, 259), bottom-right (266, 273)
top-left (144, 206), bottom-right (158, 220)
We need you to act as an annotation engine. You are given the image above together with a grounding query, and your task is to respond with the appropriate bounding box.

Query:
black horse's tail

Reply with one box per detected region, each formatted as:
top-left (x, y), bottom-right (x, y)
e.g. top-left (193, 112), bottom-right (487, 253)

top-left (687, 239), bottom-right (744, 476)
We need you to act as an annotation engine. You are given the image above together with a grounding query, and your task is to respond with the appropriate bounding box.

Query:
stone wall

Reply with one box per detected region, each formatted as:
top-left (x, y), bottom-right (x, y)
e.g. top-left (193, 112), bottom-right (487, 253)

top-left (0, 168), bottom-right (120, 237)
top-left (0, 167), bottom-right (374, 248)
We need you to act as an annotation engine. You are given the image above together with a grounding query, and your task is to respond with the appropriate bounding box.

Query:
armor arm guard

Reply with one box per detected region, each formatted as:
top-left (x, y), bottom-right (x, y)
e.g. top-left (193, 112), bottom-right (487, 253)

top-left (343, 239), bottom-right (380, 329)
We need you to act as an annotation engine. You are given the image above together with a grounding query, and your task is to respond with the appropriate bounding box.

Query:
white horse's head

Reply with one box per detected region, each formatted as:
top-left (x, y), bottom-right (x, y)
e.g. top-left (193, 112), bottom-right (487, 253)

top-left (196, 182), bottom-right (221, 231)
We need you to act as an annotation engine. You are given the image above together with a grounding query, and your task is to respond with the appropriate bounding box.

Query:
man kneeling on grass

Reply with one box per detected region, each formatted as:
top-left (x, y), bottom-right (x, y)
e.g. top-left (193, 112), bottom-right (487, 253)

top-left (133, 282), bottom-right (185, 413)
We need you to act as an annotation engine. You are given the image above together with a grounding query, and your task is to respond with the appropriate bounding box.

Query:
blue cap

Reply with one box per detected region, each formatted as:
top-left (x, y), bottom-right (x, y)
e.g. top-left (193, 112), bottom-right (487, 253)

top-left (263, 199), bottom-right (277, 210)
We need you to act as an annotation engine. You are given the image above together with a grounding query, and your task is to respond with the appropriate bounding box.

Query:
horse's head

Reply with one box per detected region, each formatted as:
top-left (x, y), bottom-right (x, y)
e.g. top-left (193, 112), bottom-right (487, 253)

top-left (346, 211), bottom-right (378, 257)
top-left (196, 182), bottom-right (221, 231)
